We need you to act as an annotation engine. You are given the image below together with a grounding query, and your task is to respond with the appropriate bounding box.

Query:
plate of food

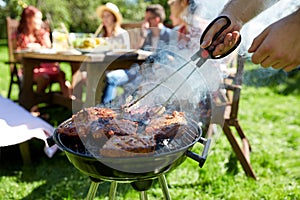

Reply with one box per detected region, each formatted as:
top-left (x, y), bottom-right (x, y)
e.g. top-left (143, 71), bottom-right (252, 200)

top-left (73, 37), bottom-right (111, 54)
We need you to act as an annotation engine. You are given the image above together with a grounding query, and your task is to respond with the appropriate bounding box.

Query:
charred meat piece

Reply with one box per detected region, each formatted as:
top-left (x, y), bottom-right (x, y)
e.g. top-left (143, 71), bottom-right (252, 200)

top-left (56, 121), bottom-right (77, 137)
top-left (88, 118), bottom-right (138, 140)
top-left (72, 107), bottom-right (117, 138)
top-left (145, 111), bottom-right (187, 140)
top-left (100, 135), bottom-right (156, 157)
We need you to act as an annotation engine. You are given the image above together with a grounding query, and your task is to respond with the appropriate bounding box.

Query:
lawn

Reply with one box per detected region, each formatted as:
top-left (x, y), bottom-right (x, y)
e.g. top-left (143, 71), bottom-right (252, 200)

top-left (0, 39), bottom-right (299, 200)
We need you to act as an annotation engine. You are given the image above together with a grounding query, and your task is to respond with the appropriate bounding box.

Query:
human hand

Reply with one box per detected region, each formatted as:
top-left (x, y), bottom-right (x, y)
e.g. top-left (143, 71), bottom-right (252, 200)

top-left (200, 15), bottom-right (242, 57)
top-left (141, 20), bottom-right (150, 30)
top-left (248, 10), bottom-right (300, 72)
top-left (140, 21), bottom-right (149, 38)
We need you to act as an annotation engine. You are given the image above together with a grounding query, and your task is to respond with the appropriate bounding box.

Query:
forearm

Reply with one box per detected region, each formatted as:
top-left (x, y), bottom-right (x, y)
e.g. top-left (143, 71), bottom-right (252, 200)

top-left (221, 0), bottom-right (280, 25)
top-left (292, 7), bottom-right (300, 20)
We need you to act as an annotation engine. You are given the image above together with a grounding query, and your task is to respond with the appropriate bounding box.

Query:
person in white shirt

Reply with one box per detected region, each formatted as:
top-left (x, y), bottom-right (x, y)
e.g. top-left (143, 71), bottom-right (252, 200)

top-left (95, 2), bottom-right (130, 49)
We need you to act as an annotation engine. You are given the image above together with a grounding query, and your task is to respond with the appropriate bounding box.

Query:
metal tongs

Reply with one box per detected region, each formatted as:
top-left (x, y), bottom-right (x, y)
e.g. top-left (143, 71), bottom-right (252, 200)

top-left (124, 16), bottom-right (241, 110)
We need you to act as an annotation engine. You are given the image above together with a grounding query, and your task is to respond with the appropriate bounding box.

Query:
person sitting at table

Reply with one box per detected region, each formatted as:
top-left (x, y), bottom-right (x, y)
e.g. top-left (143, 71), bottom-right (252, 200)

top-left (168, 0), bottom-right (209, 49)
top-left (101, 4), bottom-right (173, 104)
top-left (70, 2), bottom-right (130, 104)
top-left (168, 0), bottom-right (185, 32)
top-left (13, 5), bottom-right (71, 103)
top-left (95, 2), bottom-right (130, 49)
top-left (139, 4), bottom-right (173, 51)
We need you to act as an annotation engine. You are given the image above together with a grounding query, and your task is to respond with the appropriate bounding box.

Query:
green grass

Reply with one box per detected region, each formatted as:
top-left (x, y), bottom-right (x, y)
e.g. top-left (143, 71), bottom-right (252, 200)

top-left (0, 40), bottom-right (299, 199)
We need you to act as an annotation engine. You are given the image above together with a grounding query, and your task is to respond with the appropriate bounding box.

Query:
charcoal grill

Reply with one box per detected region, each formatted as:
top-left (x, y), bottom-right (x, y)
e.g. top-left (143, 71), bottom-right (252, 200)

top-left (47, 21), bottom-right (227, 199)
top-left (47, 116), bottom-right (211, 200)
top-left (47, 49), bottom-right (220, 199)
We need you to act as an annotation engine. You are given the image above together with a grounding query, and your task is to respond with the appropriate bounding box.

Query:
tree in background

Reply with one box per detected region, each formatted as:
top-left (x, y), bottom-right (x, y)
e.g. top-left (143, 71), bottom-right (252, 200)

top-left (0, 0), bottom-right (169, 38)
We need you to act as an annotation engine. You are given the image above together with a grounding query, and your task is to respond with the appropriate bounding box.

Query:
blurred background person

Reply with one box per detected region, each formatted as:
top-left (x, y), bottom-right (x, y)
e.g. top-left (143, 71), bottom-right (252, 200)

top-left (72, 2), bottom-right (130, 102)
top-left (95, 2), bottom-right (130, 49)
top-left (14, 6), bottom-right (71, 97)
top-left (168, 0), bottom-right (208, 49)
top-left (102, 4), bottom-right (173, 104)
top-left (139, 4), bottom-right (173, 51)
top-left (168, 0), bottom-right (185, 32)
top-left (13, 5), bottom-right (71, 114)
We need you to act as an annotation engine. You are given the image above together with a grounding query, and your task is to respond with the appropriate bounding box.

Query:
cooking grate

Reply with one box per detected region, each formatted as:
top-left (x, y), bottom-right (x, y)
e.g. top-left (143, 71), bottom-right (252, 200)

top-left (56, 118), bottom-right (202, 158)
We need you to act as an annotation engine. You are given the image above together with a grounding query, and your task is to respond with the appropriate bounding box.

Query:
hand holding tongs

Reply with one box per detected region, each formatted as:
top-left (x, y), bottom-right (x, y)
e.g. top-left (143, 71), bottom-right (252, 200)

top-left (124, 16), bottom-right (241, 110)
top-left (191, 15), bottom-right (242, 67)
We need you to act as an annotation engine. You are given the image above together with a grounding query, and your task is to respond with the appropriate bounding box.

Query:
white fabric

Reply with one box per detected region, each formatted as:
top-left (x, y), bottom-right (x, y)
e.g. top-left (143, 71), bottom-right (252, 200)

top-left (0, 96), bottom-right (57, 157)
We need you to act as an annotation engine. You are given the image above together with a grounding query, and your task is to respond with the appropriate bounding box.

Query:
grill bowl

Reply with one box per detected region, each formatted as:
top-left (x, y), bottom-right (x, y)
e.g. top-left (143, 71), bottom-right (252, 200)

top-left (49, 118), bottom-right (202, 181)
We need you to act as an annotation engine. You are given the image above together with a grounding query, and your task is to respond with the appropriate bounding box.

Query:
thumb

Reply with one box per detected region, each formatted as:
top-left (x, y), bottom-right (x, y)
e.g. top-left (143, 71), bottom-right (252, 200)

top-left (200, 28), bottom-right (215, 48)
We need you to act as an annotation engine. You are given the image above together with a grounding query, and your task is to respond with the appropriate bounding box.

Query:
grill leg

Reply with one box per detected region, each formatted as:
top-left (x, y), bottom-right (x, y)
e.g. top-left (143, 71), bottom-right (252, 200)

top-left (109, 181), bottom-right (118, 200)
top-left (86, 181), bottom-right (99, 200)
top-left (158, 174), bottom-right (171, 200)
top-left (139, 191), bottom-right (148, 200)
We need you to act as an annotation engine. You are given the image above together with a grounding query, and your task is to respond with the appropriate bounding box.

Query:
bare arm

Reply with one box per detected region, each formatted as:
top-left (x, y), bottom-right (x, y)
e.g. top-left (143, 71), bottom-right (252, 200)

top-left (201, 0), bottom-right (280, 56)
top-left (221, 0), bottom-right (280, 25)
top-left (248, 8), bottom-right (300, 71)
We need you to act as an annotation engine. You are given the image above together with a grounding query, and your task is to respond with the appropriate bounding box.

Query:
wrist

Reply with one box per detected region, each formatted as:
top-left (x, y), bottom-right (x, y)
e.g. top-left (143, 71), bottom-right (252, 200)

top-left (293, 8), bottom-right (300, 20)
top-left (219, 13), bottom-right (243, 31)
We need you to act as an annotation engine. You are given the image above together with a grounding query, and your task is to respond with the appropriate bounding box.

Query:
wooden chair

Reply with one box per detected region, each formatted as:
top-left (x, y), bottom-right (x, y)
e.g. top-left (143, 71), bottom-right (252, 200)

top-left (210, 55), bottom-right (257, 179)
top-left (6, 16), bottom-right (22, 99)
top-left (6, 17), bottom-right (64, 101)
top-left (121, 22), bottom-right (143, 49)
top-left (3, 17), bottom-right (32, 165)
top-left (4, 17), bottom-right (61, 165)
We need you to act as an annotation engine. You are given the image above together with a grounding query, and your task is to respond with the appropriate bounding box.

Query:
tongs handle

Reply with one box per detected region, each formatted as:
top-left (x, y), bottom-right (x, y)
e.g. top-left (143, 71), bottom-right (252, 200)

top-left (200, 15), bottom-right (242, 59)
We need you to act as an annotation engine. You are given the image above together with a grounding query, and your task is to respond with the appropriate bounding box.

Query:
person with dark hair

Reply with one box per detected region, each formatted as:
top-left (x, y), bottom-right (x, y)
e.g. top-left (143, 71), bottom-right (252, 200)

top-left (102, 4), bottom-right (173, 104)
top-left (14, 6), bottom-right (71, 99)
top-left (140, 4), bottom-right (173, 51)
top-left (200, 0), bottom-right (300, 72)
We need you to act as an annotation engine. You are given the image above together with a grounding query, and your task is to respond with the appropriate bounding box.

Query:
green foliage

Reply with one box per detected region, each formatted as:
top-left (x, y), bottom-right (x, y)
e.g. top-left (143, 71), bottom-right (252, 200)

top-left (0, 0), bottom-right (170, 38)
top-left (0, 37), bottom-right (299, 199)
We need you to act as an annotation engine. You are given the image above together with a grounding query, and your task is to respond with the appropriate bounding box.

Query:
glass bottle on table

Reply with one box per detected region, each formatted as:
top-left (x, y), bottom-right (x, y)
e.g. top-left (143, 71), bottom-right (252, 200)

top-left (52, 23), bottom-right (69, 51)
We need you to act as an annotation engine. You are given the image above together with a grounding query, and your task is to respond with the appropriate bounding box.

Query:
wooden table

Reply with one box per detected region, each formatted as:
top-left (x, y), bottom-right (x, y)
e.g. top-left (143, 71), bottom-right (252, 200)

top-left (15, 50), bottom-right (149, 111)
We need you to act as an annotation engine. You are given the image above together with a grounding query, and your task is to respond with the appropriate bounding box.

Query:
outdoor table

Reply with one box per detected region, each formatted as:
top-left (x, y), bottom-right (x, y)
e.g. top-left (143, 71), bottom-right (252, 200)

top-left (15, 49), bottom-right (149, 111)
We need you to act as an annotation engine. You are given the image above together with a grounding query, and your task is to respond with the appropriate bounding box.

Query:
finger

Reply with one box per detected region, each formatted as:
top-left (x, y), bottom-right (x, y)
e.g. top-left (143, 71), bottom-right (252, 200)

top-left (250, 39), bottom-right (270, 65)
top-left (212, 31), bottom-right (240, 55)
top-left (212, 43), bottom-right (225, 57)
top-left (232, 31), bottom-right (240, 45)
top-left (283, 64), bottom-right (298, 72)
top-left (252, 53), bottom-right (269, 66)
top-left (201, 18), bottom-right (228, 48)
top-left (260, 56), bottom-right (280, 68)
top-left (223, 33), bottom-right (233, 46)
top-left (272, 61), bottom-right (295, 71)
top-left (200, 29), bottom-right (215, 48)
top-left (224, 32), bottom-right (240, 47)
top-left (272, 61), bottom-right (289, 69)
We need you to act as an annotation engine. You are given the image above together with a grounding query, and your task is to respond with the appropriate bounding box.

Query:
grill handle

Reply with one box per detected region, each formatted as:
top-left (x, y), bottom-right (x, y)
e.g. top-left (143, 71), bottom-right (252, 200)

top-left (186, 137), bottom-right (211, 168)
top-left (46, 136), bottom-right (55, 147)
